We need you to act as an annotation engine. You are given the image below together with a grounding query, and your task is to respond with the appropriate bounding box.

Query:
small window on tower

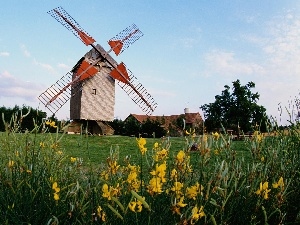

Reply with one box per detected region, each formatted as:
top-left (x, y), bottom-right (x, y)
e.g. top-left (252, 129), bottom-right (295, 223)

top-left (92, 89), bottom-right (96, 95)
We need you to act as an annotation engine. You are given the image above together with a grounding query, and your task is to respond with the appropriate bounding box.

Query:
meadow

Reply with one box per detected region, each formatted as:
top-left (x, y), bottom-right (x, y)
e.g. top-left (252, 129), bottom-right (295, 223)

top-left (0, 119), bottom-right (300, 224)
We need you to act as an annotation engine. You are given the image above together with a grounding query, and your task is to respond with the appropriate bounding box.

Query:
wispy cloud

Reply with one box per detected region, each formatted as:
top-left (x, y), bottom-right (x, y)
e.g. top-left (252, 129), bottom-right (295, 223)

top-left (204, 49), bottom-right (265, 76)
top-left (57, 63), bottom-right (70, 70)
top-left (33, 58), bottom-right (54, 72)
top-left (0, 52), bottom-right (10, 57)
top-left (0, 71), bottom-right (45, 102)
top-left (20, 44), bottom-right (30, 57)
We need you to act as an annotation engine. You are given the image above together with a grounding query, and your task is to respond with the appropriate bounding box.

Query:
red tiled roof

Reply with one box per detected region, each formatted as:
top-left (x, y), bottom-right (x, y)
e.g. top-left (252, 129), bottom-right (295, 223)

top-left (128, 112), bottom-right (203, 127)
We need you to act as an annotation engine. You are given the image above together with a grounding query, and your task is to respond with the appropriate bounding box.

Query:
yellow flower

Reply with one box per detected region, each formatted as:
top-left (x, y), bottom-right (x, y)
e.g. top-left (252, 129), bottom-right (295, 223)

top-left (186, 182), bottom-right (204, 200)
top-left (127, 171), bottom-right (138, 183)
top-left (154, 142), bottom-right (159, 148)
top-left (128, 198), bottom-right (143, 212)
top-left (97, 206), bottom-right (102, 217)
top-left (56, 151), bottom-right (63, 155)
top-left (150, 162), bottom-right (167, 183)
top-left (8, 160), bottom-right (14, 168)
top-left (185, 130), bottom-right (190, 135)
top-left (137, 137), bottom-right (147, 155)
top-left (52, 182), bottom-right (60, 193)
top-left (102, 183), bottom-right (111, 200)
top-left (108, 159), bottom-right (120, 174)
top-left (148, 177), bottom-right (163, 195)
top-left (171, 168), bottom-right (177, 180)
top-left (253, 131), bottom-right (263, 142)
top-left (40, 142), bottom-right (45, 148)
top-left (191, 205), bottom-right (205, 223)
top-left (102, 183), bottom-right (120, 200)
top-left (171, 196), bottom-right (187, 215)
top-left (46, 120), bottom-right (57, 128)
top-left (52, 182), bottom-right (60, 201)
top-left (176, 150), bottom-right (185, 164)
top-left (273, 177), bottom-right (284, 189)
top-left (53, 192), bottom-right (60, 201)
top-left (171, 181), bottom-right (184, 198)
top-left (154, 148), bottom-right (168, 161)
top-left (70, 157), bottom-right (77, 163)
top-left (255, 181), bottom-right (271, 199)
top-left (212, 132), bottom-right (220, 140)
top-left (261, 156), bottom-right (265, 162)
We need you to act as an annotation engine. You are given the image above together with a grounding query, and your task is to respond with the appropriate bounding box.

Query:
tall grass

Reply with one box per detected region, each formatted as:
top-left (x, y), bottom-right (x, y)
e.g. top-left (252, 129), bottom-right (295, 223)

top-left (0, 114), bottom-right (299, 224)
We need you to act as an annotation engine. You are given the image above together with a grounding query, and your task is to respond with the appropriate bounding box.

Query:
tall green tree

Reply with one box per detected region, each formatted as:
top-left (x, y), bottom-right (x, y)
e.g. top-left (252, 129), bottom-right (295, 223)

top-left (200, 79), bottom-right (267, 133)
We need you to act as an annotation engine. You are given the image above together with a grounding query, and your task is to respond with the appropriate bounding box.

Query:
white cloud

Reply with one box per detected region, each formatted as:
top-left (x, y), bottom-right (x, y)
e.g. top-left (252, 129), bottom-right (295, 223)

top-left (33, 58), bottom-right (54, 72)
top-left (20, 44), bottom-right (30, 57)
top-left (204, 49), bottom-right (265, 76)
top-left (0, 71), bottom-right (45, 102)
top-left (58, 63), bottom-right (70, 70)
top-left (0, 52), bottom-right (9, 57)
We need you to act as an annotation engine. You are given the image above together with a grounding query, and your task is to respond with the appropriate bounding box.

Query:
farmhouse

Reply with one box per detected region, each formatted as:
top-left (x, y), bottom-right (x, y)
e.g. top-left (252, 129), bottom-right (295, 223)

top-left (125, 108), bottom-right (203, 136)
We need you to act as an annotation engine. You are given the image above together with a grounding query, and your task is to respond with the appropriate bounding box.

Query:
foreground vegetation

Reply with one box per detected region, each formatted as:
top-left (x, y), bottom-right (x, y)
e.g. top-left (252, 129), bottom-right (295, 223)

top-left (0, 117), bottom-right (300, 224)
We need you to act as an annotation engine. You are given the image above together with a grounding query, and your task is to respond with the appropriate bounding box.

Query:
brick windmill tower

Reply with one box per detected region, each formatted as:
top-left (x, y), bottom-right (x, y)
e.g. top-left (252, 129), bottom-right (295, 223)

top-left (38, 7), bottom-right (157, 134)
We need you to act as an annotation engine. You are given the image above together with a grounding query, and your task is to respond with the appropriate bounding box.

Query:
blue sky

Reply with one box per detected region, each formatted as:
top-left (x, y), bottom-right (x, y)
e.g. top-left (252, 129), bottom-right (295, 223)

top-left (1, 1), bottom-right (300, 124)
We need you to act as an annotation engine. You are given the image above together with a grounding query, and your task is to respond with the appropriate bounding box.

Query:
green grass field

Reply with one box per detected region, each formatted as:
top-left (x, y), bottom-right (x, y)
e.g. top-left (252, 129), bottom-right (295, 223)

top-left (57, 133), bottom-right (249, 165)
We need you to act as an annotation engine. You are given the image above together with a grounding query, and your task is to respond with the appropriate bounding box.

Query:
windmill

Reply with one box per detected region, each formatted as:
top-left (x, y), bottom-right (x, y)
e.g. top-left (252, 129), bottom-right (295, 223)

top-left (38, 7), bottom-right (157, 134)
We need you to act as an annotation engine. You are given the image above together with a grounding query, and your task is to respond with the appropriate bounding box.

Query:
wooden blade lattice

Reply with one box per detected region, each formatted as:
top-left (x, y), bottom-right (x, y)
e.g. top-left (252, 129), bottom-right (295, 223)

top-left (47, 7), bottom-right (95, 46)
top-left (116, 64), bottom-right (157, 115)
top-left (38, 72), bottom-right (82, 114)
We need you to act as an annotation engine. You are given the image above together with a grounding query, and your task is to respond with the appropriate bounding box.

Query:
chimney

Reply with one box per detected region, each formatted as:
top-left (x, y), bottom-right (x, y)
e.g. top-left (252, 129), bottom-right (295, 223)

top-left (184, 108), bottom-right (190, 114)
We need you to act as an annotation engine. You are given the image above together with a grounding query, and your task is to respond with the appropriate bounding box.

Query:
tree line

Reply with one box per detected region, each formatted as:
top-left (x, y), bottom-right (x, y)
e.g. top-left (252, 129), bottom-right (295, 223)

top-left (0, 105), bottom-right (47, 132)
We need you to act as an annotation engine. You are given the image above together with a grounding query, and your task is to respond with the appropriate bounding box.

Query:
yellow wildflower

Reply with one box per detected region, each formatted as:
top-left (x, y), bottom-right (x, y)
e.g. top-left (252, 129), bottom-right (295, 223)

top-left (212, 132), bottom-right (220, 140)
top-left (186, 182), bottom-right (204, 200)
top-left (39, 142), bottom-right (45, 148)
top-left (102, 183), bottom-right (120, 200)
top-left (171, 168), bottom-right (177, 180)
top-left (171, 196), bottom-right (187, 215)
top-left (70, 157), bottom-right (77, 163)
top-left (273, 177), bottom-right (284, 190)
top-left (253, 131), bottom-right (263, 142)
top-left (53, 192), bottom-right (59, 201)
top-left (150, 162), bottom-right (167, 183)
top-left (52, 182), bottom-right (60, 193)
top-left (127, 171), bottom-right (138, 183)
top-left (154, 148), bottom-right (168, 161)
top-left (255, 181), bottom-right (271, 200)
top-left (261, 156), bottom-right (265, 162)
top-left (46, 120), bottom-right (57, 128)
top-left (148, 177), bottom-right (163, 195)
top-left (137, 137), bottom-right (147, 155)
top-left (52, 182), bottom-right (60, 201)
top-left (128, 197), bottom-right (144, 212)
top-left (171, 181), bottom-right (184, 198)
top-left (102, 184), bottom-right (111, 200)
top-left (8, 160), bottom-right (14, 168)
top-left (96, 206), bottom-right (106, 221)
top-left (107, 159), bottom-right (120, 174)
top-left (154, 142), bottom-right (159, 148)
top-left (191, 205), bottom-right (205, 223)
top-left (176, 150), bottom-right (185, 164)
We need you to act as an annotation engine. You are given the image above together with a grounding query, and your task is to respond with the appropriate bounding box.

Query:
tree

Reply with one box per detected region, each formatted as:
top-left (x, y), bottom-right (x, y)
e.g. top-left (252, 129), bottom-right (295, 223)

top-left (200, 79), bottom-right (267, 133)
top-left (140, 118), bottom-right (166, 138)
top-left (0, 105), bottom-right (46, 132)
top-left (109, 118), bottom-right (125, 135)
